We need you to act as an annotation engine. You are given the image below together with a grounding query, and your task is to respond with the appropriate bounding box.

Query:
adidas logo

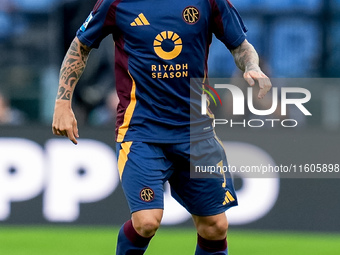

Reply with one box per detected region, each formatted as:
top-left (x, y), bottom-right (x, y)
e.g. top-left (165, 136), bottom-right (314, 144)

top-left (130, 13), bottom-right (150, 26)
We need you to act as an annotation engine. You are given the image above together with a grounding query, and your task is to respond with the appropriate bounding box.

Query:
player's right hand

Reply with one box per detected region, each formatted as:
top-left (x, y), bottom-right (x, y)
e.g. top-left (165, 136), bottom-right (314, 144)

top-left (52, 100), bottom-right (79, 145)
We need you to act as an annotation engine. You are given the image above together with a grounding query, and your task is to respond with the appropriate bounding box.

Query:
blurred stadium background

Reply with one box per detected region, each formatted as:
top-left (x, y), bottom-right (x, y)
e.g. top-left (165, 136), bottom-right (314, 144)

top-left (0, 0), bottom-right (340, 254)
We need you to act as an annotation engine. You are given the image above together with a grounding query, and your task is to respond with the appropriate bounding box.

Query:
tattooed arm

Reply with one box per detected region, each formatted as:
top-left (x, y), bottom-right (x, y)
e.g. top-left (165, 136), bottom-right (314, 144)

top-left (52, 37), bottom-right (92, 144)
top-left (231, 39), bottom-right (272, 99)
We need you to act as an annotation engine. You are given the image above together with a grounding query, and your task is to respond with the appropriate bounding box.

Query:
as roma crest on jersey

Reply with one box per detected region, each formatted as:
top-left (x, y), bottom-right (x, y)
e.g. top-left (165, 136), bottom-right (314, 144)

top-left (182, 6), bottom-right (200, 25)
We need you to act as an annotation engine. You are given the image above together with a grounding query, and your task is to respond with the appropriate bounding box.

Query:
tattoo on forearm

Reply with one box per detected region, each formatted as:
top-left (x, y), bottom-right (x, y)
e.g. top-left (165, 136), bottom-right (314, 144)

top-left (56, 87), bottom-right (72, 100)
top-left (57, 39), bottom-right (90, 101)
top-left (232, 41), bottom-right (259, 72)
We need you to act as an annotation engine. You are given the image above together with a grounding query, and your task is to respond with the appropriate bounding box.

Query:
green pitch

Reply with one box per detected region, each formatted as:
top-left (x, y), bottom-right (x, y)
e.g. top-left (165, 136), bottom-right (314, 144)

top-left (0, 226), bottom-right (339, 255)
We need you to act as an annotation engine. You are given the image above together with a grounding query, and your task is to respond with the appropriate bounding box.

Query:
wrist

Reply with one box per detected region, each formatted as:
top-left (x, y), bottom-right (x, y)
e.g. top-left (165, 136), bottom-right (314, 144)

top-left (54, 98), bottom-right (72, 109)
top-left (245, 63), bottom-right (261, 73)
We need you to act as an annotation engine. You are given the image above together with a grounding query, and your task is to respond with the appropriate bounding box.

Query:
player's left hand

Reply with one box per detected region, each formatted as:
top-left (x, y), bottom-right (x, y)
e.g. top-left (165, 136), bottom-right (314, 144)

top-left (243, 66), bottom-right (272, 99)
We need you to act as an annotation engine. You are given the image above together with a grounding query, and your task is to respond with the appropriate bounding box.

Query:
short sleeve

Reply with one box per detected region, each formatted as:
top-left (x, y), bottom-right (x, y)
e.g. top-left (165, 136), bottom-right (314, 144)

top-left (76, 0), bottom-right (116, 49)
top-left (210, 0), bottom-right (248, 50)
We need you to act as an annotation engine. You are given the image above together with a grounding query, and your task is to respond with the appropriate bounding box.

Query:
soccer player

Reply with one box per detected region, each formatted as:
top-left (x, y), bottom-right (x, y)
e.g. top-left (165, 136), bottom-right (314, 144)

top-left (52, 0), bottom-right (272, 254)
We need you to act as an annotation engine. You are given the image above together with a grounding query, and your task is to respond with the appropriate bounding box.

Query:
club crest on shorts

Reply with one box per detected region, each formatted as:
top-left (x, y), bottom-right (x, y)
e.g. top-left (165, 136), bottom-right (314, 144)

top-left (140, 187), bottom-right (155, 202)
top-left (182, 6), bottom-right (200, 24)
